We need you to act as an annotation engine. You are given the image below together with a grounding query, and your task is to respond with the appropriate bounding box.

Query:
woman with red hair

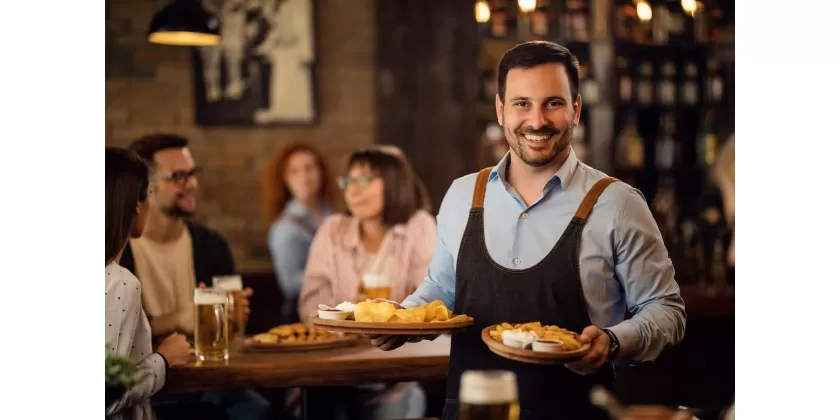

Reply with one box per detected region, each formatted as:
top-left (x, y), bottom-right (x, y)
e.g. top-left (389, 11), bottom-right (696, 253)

top-left (263, 142), bottom-right (335, 322)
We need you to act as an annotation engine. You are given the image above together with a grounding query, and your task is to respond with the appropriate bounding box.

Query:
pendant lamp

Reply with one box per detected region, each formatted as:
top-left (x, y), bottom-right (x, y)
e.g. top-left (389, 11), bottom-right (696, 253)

top-left (148, 0), bottom-right (221, 46)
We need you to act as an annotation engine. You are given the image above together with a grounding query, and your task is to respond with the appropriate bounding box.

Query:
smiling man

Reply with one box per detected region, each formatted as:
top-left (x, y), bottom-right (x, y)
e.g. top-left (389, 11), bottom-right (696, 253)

top-left (371, 41), bottom-right (687, 420)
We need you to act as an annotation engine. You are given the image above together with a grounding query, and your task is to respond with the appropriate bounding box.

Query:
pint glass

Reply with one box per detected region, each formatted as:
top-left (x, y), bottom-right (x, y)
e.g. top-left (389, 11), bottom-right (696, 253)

top-left (193, 288), bottom-right (229, 362)
top-left (458, 370), bottom-right (520, 420)
top-left (213, 275), bottom-right (246, 338)
top-left (362, 273), bottom-right (390, 300)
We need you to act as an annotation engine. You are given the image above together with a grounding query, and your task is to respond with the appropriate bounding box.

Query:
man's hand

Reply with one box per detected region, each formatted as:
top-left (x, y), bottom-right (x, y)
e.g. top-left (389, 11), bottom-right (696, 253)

top-left (157, 332), bottom-right (191, 367)
top-left (364, 299), bottom-right (435, 351)
top-left (564, 325), bottom-right (610, 375)
top-left (200, 282), bottom-right (253, 319)
top-left (240, 287), bottom-right (253, 319)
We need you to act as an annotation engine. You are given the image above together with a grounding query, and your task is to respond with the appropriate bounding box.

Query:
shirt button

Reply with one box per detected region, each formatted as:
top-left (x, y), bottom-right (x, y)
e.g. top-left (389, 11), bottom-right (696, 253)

top-left (513, 258), bottom-right (521, 265)
top-left (522, 213), bottom-right (529, 219)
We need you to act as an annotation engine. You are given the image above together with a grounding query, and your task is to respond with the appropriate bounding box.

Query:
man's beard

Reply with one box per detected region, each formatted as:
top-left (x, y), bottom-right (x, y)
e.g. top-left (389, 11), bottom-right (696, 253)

top-left (507, 124), bottom-right (572, 168)
top-left (162, 203), bottom-right (195, 219)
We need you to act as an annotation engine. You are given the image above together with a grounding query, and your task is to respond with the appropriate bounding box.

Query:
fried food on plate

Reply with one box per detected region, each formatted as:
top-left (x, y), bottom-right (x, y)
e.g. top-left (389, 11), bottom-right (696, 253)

top-left (489, 321), bottom-right (582, 351)
top-left (258, 323), bottom-right (338, 344)
top-left (352, 299), bottom-right (470, 324)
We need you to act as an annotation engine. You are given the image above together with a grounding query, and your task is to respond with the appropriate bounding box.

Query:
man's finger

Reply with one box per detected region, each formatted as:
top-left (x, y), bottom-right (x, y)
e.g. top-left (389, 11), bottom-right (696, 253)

top-left (579, 325), bottom-right (601, 344)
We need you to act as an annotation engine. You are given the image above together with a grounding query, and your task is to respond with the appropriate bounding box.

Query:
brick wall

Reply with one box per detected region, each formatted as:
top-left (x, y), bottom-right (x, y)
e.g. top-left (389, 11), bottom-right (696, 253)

top-left (106, 0), bottom-right (375, 271)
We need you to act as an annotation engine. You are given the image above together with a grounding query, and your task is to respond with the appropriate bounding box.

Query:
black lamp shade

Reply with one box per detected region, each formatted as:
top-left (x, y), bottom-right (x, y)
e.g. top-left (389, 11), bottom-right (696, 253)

top-left (148, 0), bottom-right (221, 46)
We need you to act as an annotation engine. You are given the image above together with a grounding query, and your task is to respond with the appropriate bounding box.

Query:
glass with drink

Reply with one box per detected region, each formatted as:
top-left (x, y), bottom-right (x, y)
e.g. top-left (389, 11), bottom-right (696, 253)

top-left (362, 273), bottom-right (391, 300)
top-left (459, 370), bottom-right (520, 420)
top-left (193, 288), bottom-right (230, 363)
top-left (213, 275), bottom-right (246, 338)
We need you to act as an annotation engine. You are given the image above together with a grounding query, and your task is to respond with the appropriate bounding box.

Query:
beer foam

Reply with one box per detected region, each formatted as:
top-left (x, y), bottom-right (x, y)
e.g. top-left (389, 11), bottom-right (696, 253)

top-left (459, 370), bottom-right (518, 404)
top-left (362, 273), bottom-right (389, 288)
top-left (194, 289), bottom-right (227, 305)
top-left (213, 275), bottom-right (243, 291)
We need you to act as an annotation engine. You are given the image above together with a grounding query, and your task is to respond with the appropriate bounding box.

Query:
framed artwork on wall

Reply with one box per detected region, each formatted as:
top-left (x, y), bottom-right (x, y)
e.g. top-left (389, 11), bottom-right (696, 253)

top-left (191, 0), bottom-right (317, 126)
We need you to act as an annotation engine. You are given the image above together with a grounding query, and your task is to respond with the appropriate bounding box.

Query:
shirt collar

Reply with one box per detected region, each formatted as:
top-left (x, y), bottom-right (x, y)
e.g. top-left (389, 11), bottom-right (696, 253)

top-left (342, 216), bottom-right (408, 250)
top-left (489, 148), bottom-right (580, 191)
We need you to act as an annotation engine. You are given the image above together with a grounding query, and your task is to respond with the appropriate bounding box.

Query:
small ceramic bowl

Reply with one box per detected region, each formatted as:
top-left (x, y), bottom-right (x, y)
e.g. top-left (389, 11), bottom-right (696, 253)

top-left (531, 339), bottom-right (565, 353)
top-left (501, 330), bottom-right (536, 349)
top-left (317, 309), bottom-right (352, 320)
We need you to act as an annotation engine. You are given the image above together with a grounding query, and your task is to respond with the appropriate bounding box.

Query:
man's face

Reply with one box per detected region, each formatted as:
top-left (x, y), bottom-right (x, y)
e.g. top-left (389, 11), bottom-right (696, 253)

top-left (151, 147), bottom-right (200, 218)
top-left (495, 63), bottom-right (581, 168)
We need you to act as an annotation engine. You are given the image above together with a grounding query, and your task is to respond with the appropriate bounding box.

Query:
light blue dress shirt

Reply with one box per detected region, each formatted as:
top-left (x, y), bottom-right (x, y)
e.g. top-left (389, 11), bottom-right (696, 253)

top-left (268, 200), bottom-right (331, 301)
top-left (402, 149), bottom-right (687, 363)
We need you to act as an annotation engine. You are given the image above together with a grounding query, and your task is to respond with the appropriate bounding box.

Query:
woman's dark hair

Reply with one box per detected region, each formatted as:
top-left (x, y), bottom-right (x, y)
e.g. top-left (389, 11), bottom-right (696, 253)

top-left (262, 142), bottom-right (334, 223)
top-left (106, 147), bottom-right (150, 265)
top-left (346, 148), bottom-right (431, 227)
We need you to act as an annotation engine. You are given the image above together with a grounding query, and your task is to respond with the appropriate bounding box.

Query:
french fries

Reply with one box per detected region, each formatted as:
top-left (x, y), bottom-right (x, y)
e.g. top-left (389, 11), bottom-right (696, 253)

top-left (488, 321), bottom-right (582, 351)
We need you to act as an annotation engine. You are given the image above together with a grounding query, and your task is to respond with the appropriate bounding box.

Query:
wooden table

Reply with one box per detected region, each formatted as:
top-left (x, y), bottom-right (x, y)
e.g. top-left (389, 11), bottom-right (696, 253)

top-left (167, 336), bottom-right (452, 394)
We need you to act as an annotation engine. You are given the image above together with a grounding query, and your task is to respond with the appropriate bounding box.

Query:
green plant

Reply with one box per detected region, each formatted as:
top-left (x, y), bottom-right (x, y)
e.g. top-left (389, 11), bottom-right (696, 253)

top-left (105, 344), bottom-right (147, 407)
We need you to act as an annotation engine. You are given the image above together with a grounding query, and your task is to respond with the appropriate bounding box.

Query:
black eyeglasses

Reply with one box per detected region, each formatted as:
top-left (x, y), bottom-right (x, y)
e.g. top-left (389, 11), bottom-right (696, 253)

top-left (156, 167), bottom-right (202, 185)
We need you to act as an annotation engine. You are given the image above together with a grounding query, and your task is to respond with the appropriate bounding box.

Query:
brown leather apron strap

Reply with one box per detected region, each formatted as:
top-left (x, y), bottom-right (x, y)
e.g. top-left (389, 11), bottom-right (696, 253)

top-left (574, 177), bottom-right (619, 220)
top-left (471, 167), bottom-right (494, 209)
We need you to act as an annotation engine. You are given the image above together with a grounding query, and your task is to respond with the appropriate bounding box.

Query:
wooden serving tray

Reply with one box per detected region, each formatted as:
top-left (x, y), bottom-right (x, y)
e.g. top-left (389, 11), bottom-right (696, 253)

top-left (242, 334), bottom-right (362, 352)
top-left (481, 325), bottom-right (590, 365)
top-left (311, 316), bottom-right (474, 335)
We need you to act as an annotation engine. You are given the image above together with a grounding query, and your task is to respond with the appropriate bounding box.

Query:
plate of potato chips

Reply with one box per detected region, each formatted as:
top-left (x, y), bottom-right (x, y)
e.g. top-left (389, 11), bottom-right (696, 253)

top-left (244, 322), bottom-right (362, 352)
top-left (482, 322), bottom-right (590, 364)
top-left (311, 299), bottom-right (474, 335)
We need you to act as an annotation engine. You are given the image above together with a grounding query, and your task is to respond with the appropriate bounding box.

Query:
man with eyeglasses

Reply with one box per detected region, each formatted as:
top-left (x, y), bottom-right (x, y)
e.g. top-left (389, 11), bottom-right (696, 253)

top-left (120, 133), bottom-right (272, 420)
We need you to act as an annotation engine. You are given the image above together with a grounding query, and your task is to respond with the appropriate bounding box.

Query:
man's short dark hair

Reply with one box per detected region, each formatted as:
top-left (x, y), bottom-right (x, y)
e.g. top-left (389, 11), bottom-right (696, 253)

top-left (497, 41), bottom-right (580, 103)
top-left (128, 133), bottom-right (190, 168)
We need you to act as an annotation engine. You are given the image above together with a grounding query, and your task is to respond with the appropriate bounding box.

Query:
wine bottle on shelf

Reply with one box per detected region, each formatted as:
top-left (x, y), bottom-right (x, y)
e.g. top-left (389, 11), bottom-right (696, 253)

top-left (693, 1), bottom-right (709, 44)
top-left (579, 62), bottom-right (600, 104)
top-left (636, 61), bottom-right (654, 106)
top-left (682, 62), bottom-right (699, 106)
top-left (531, 4), bottom-right (550, 38)
top-left (658, 61), bottom-right (677, 107)
top-left (572, 120), bottom-right (588, 163)
top-left (616, 56), bottom-right (633, 103)
top-left (652, 175), bottom-right (679, 249)
top-left (490, 1), bottom-right (508, 38)
top-left (667, 1), bottom-right (687, 41)
top-left (568, 0), bottom-right (589, 41)
top-left (709, 237), bottom-right (728, 294)
top-left (697, 111), bottom-right (718, 169)
top-left (652, 4), bottom-right (670, 44)
top-left (614, 3), bottom-right (636, 41)
top-left (680, 219), bottom-right (699, 285)
top-left (616, 112), bottom-right (645, 171)
top-left (706, 59), bottom-right (725, 103)
top-left (655, 113), bottom-right (679, 172)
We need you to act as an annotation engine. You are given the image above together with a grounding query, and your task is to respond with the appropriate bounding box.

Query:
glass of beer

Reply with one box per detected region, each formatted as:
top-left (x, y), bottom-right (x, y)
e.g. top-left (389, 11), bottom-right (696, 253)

top-left (193, 288), bottom-right (230, 363)
top-left (459, 370), bottom-right (520, 420)
top-left (213, 275), bottom-right (246, 338)
top-left (362, 273), bottom-right (390, 300)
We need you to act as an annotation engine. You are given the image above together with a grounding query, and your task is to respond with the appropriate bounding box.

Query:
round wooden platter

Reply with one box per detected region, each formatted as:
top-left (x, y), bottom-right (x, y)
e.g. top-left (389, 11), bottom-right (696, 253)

top-left (481, 326), bottom-right (590, 365)
top-left (311, 315), bottom-right (475, 335)
top-left (242, 334), bottom-right (362, 352)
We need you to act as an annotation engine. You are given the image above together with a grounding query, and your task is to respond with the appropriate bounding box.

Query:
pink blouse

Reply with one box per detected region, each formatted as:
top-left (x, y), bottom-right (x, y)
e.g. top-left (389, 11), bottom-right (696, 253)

top-left (298, 210), bottom-right (438, 320)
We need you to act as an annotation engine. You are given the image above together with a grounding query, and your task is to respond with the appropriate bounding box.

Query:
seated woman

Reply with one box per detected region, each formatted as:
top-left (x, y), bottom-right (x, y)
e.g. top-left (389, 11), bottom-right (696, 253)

top-left (263, 142), bottom-right (335, 323)
top-left (299, 147), bottom-right (437, 419)
top-left (106, 147), bottom-right (191, 419)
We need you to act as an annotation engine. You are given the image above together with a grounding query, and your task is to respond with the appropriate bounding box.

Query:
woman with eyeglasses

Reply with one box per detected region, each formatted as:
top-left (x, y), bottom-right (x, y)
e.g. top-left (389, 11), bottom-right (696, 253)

top-left (263, 142), bottom-right (335, 323)
top-left (298, 146), bottom-right (436, 419)
top-left (106, 147), bottom-right (191, 419)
